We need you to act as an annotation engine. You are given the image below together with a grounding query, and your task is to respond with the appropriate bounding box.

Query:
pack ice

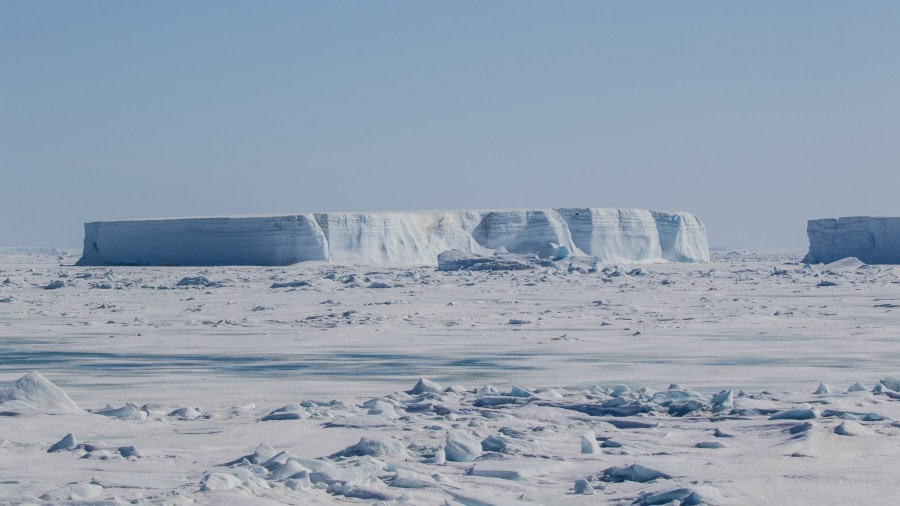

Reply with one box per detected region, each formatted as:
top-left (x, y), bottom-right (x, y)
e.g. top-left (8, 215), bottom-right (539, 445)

top-left (803, 216), bottom-right (900, 264)
top-left (76, 208), bottom-right (709, 266)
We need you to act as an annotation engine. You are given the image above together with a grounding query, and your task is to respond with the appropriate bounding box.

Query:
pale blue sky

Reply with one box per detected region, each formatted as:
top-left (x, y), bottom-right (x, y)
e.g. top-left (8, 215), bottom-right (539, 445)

top-left (2, 1), bottom-right (899, 249)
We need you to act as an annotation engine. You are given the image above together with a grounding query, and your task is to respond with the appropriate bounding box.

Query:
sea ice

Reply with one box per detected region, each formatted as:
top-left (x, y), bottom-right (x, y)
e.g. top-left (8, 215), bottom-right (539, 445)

top-left (39, 482), bottom-right (103, 501)
top-left (408, 378), bottom-right (443, 395)
top-left (770, 408), bottom-right (818, 420)
top-left (834, 421), bottom-right (871, 436)
top-left (0, 371), bottom-right (82, 413)
top-left (580, 431), bottom-right (601, 454)
top-left (468, 459), bottom-right (568, 480)
top-left (445, 431), bottom-right (482, 462)
top-left (601, 463), bottom-right (672, 483)
top-left (47, 433), bottom-right (78, 453)
top-left (331, 437), bottom-right (408, 458)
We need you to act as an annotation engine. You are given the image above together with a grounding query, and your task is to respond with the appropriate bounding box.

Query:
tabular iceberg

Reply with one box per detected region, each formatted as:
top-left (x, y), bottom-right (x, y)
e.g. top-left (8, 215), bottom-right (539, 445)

top-left (76, 208), bottom-right (710, 266)
top-left (802, 216), bottom-right (900, 265)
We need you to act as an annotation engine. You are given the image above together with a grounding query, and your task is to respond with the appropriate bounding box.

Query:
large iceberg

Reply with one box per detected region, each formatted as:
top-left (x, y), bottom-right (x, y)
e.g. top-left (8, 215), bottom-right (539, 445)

top-left (802, 216), bottom-right (900, 265)
top-left (76, 208), bottom-right (709, 266)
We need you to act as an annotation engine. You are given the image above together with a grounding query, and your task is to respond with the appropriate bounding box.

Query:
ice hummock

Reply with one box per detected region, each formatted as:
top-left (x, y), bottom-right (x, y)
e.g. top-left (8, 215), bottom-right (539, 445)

top-left (0, 371), bottom-right (82, 414)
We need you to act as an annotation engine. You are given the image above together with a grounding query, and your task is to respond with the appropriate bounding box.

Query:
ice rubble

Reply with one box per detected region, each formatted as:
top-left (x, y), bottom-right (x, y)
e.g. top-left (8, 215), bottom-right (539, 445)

top-left (39, 482), bottom-right (103, 501)
top-left (46, 432), bottom-right (142, 459)
top-left (2, 365), bottom-right (899, 503)
top-left (76, 208), bottom-right (709, 266)
top-left (803, 216), bottom-right (900, 264)
top-left (187, 375), bottom-right (899, 504)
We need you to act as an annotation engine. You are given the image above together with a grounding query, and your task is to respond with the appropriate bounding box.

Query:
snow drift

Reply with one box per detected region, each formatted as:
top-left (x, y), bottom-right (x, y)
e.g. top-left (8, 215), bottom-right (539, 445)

top-left (76, 208), bottom-right (709, 266)
top-left (802, 216), bottom-right (900, 264)
top-left (0, 371), bottom-right (82, 414)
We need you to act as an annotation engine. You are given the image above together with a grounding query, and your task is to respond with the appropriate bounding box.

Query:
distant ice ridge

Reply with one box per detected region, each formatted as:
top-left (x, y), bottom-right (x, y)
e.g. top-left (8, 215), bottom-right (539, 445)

top-left (76, 208), bottom-right (709, 266)
top-left (0, 246), bottom-right (61, 255)
top-left (803, 216), bottom-right (900, 265)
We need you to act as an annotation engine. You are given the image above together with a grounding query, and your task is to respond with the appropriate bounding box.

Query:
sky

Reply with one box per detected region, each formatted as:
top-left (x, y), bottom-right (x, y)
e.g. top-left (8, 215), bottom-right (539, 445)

top-left (2, 1), bottom-right (899, 250)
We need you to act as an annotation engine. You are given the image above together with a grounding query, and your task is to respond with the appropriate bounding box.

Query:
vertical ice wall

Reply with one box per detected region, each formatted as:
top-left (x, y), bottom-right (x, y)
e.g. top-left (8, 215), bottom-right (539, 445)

top-left (77, 208), bottom-right (710, 266)
top-left (556, 209), bottom-right (661, 262)
top-left (802, 217), bottom-right (900, 264)
top-left (78, 216), bottom-right (328, 266)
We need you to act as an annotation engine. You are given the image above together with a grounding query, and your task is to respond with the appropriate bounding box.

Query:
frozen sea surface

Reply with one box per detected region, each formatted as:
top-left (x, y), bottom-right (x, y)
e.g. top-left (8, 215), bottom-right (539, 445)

top-left (0, 251), bottom-right (898, 504)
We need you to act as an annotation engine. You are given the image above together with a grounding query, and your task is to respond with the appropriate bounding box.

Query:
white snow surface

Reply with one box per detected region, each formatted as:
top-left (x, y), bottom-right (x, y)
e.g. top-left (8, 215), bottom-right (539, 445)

top-left (76, 208), bottom-right (709, 266)
top-left (0, 371), bottom-right (82, 413)
top-left (803, 216), bottom-right (900, 264)
top-left (1, 250), bottom-right (899, 504)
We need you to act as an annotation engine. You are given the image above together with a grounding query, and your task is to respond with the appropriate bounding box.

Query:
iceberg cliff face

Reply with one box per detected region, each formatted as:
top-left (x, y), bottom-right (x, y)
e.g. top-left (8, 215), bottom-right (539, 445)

top-left (79, 216), bottom-right (328, 267)
top-left (76, 208), bottom-right (709, 266)
top-left (802, 217), bottom-right (900, 265)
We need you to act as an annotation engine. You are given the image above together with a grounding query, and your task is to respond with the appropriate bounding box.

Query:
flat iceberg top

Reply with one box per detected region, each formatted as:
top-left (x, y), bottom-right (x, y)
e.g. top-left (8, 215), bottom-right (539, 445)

top-left (77, 207), bottom-right (709, 266)
top-left (84, 207), bottom-right (696, 224)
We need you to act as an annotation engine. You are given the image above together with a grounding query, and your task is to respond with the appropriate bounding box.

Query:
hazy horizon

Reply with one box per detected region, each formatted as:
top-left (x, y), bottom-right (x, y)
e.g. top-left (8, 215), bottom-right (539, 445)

top-left (3, 1), bottom-right (900, 249)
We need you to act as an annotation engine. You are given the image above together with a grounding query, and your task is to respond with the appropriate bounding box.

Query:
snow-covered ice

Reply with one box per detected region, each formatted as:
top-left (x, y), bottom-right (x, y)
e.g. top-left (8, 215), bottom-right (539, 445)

top-left (0, 370), bottom-right (82, 414)
top-left (1, 249), bottom-right (899, 504)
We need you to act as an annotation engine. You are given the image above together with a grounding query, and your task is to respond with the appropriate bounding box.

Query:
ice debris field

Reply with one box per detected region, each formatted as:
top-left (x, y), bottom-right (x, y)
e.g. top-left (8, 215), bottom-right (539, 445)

top-left (2, 247), bottom-right (900, 504)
